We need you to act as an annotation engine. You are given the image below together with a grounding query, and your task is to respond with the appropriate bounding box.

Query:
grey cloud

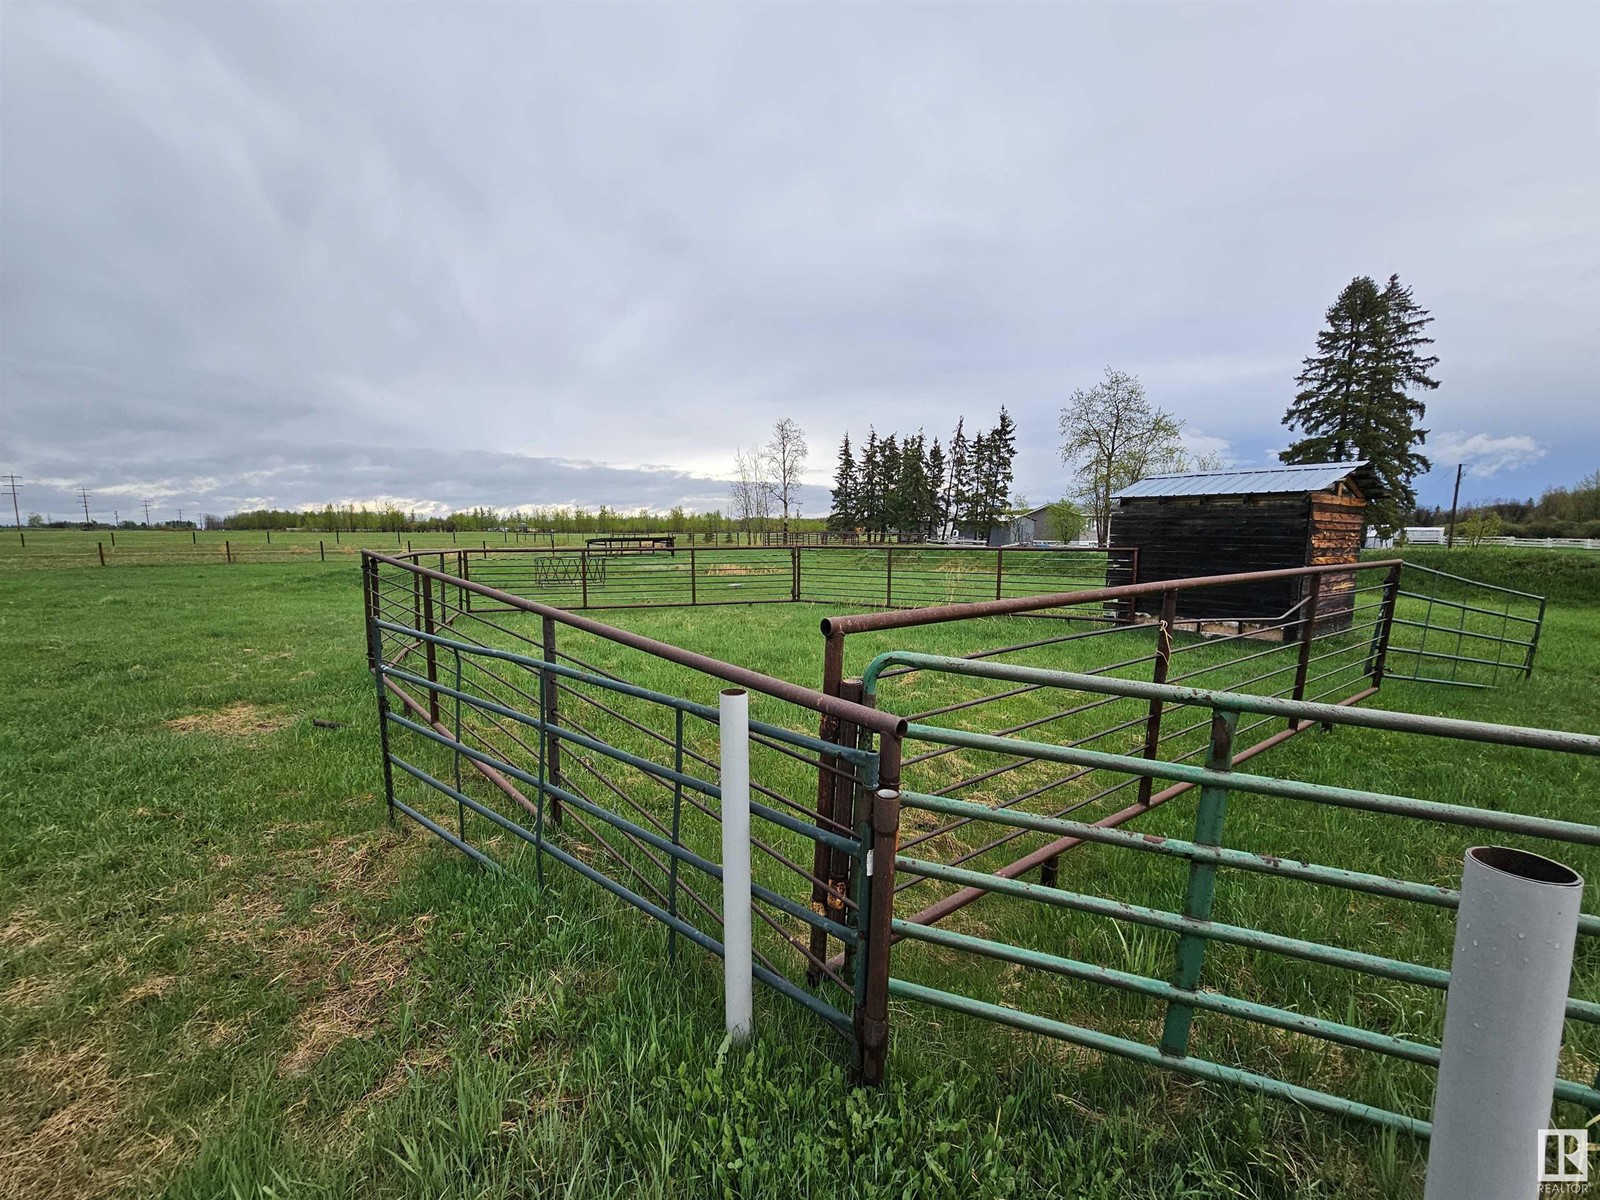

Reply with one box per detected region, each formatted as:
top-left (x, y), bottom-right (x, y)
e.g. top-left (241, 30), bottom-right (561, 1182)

top-left (3, 2), bottom-right (1597, 518)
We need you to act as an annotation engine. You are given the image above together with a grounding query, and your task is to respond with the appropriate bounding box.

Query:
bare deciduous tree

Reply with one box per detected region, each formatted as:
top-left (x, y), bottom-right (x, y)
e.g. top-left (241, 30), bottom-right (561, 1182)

top-left (1059, 367), bottom-right (1187, 546)
top-left (765, 418), bottom-right (808, 537)
top-left (729, 445), bottom-right (775, 543)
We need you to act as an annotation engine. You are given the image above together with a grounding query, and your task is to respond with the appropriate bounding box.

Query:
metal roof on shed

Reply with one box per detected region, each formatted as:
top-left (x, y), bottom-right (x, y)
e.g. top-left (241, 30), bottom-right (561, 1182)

top-left (1112, 461), bottom-right (1380, 500)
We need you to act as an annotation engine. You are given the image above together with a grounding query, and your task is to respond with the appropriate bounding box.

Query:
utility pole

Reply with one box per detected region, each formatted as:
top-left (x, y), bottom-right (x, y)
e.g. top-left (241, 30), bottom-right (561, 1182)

top-left (2, 475), bottom-right (21, 542)
top-left (1446, 464), bottom-right (1464, 550)
top-left (142, 499), bottom-right (152, 527)
top-left (79, 485), bottom-right (93, 527)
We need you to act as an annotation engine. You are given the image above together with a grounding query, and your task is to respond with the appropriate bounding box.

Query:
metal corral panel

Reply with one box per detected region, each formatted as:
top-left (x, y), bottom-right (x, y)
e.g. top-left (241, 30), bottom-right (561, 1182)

top-left (1113, 461), bottom-right (1380, 500)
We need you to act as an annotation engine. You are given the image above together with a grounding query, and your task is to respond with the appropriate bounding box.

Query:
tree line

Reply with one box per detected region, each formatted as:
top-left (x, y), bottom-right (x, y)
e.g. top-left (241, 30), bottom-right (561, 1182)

top-left (1417, 469), bottom-right (1600, 540)
top-left (827, 409), bottom-right (1018, 538)
top-left (207, 503), bottom-right (822, 536)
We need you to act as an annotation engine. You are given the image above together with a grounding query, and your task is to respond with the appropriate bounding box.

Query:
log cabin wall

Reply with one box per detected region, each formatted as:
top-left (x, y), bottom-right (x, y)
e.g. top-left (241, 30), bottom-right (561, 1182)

top-left (1307, 491), bottom-right (1366, 632)
top-left (1109, 494), bottom-right (1312, 621)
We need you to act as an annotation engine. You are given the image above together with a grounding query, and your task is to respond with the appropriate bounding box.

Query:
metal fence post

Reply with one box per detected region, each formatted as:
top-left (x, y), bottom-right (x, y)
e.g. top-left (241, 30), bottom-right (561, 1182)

top-left (1523, 595), bottom-right (1547, 679)
top-left (690, 547), bottom-right (698, 606)
top-left (541, 615), bottom-right (563, 821)
top-left (1367, 562), bottom-right (1403, 685)
top-left (668, 708), bottom-right (684, 961)
top-left (366, 558), bottom-right (398, 826)
top-left (580, 549), bottom-right (590, 608)
top-left (1135, 589), bottom-right (1179, 807)
top-left (1290, 581), bottom-right (1322, 727)
top-left (995, 548), bottom-right (1004, 600)
top-left (1158, 708), bottom-right (1238, 1058)
top-left (791, 546), bottom-right (800, 602)
top-left (828, 680), bottom-right (867, 975)
top-left (857, 735), bottom-right (902, 1086)
top-left (421, 570), bottom-right (440, 724)
top-left (362, 555), bottom-right (377, 669)
top-left (885, 547), bottom-right (893, 607)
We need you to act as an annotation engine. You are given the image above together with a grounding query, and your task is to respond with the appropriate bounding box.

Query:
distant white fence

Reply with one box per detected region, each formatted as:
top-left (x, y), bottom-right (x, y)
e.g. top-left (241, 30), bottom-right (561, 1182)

top-left (1367, 527), bottom-right (1600, 550)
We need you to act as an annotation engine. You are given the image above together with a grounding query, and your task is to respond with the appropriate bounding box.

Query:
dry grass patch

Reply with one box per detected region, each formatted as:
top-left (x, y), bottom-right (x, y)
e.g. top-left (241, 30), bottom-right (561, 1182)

top-left (165, 702), bottom-right (290, 737)
top-left (202, 830), bottom-right (428, 1079)
top-left (0, 909), bottom-right (58, 953)
top-left (0, 1040), bottom-right (179, 1200)
top-left (1, 976), bottom-right (61, 1011)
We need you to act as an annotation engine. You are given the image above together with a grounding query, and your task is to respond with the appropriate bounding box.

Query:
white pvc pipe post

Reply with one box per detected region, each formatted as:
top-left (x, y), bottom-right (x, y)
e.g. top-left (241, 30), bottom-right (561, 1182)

top-left (719, 688), bottom-right (753, 1042)
top-left (1425, 846), bottom-right (1584, 1200)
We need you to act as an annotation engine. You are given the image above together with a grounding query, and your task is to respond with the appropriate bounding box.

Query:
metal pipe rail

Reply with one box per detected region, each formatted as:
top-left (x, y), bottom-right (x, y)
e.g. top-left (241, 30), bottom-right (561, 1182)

top-left (365, 550), bottom-right (905, 740)
top-left (367, 615), bottom-right (884, 1044)
top-left (861, 652), bottom-right (1600, 758)
top-left (860, 650), bottom-right (1600, 1136)
top-left (819, 559), bottom-right (1403, 637)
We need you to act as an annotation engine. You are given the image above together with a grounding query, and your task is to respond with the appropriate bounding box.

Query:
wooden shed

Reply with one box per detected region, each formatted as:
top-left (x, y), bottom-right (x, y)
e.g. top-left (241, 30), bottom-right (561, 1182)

top-left (1108, 461), bottom-right (1382, 631)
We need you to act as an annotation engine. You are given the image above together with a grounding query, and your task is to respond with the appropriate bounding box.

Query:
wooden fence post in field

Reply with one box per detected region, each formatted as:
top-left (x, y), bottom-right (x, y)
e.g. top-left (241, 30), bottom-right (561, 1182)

top-left (98, 541), bottom-right (105, 567)
top-left (319, 541), bottom-right (326, 562)
top-left (266, 529), bottom-right (271, 545)
top-left (225, 540), bottom-right (232, 564)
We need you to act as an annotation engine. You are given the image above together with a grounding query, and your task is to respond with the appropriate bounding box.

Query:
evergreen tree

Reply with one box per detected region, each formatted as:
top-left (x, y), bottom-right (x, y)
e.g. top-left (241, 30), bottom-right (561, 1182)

top-left (1282, 274), bottom-right (1437, 535)
top-left (877, 433), bottom-right (901, 534)
top-left (893, 431), bottom-right (931, 536)
top-left (941, 419), bottom-right (969, 538)
top-left (984, 406), bottom-right (1018, 524)
top-left (926, 438), bottom-right (947, 538)
top-left (828, 433), bottom-right (857, 530)
top-left (858, 428), bottom-right (884, 535)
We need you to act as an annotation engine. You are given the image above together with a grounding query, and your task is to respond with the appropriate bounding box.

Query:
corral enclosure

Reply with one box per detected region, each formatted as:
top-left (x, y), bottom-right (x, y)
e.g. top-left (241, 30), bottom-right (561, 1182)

top-left (3, 543), bottom-right (1599, 1197)
top-left (363, 539), bottom-right (1598, 1145)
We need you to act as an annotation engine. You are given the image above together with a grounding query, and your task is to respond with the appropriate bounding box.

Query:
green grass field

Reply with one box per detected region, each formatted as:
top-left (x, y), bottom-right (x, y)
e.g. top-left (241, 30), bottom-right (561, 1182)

top-left (2, 552), bottom-right (1597, 1198)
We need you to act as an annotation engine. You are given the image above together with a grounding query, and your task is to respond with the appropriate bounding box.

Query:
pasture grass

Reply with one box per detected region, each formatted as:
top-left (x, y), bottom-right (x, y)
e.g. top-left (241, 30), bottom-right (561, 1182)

top-left (1, 555), bottom-right (1596, 1198)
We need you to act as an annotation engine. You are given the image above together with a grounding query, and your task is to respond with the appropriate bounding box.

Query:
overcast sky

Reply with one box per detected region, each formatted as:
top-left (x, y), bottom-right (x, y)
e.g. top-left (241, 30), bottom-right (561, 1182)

top-left (2, 2), bottom-right (1596, 524)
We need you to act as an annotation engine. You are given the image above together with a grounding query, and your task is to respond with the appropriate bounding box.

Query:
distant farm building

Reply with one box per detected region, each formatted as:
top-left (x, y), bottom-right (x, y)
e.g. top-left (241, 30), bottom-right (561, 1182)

top-left (954, 505), bottom-right (1059, 547)
top-left (1109, 461), bottom-right (1381, 630)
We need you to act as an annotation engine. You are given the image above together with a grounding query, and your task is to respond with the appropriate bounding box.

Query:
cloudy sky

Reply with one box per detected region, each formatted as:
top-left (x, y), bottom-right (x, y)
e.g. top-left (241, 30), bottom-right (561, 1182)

top-left (2, 2), bottom-right (1595, 524)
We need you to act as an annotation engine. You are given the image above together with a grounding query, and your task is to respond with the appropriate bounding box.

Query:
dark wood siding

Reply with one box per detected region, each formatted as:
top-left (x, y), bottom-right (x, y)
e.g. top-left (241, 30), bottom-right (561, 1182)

top-left (1110, 495), bottom-right (1311, 619)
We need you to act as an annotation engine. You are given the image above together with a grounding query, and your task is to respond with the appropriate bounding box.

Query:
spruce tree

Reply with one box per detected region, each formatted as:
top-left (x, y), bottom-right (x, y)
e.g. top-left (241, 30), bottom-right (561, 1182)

top-left (878, 434), bottom-right (900, 534)
top-left (941, 419), bottom-right (969, 538)
top-left (985, 407), bottom-right (1018, 523)
top-left (828, 433), bottom-right (857, 530)
top-left (961, 431), bottom-right (988, 530)
top-left (926, 438), bottom-right (946, 538)
top-left (1282, 274), bottom-right (1437, 535)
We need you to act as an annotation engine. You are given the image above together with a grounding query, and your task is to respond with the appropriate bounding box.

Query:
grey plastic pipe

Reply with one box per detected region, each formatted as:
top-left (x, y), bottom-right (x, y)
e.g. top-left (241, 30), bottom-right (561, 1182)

top-left (1424, 846), bottom-right (1584, 1200)
top-left (719, 688), bottom-right (753, 1042)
